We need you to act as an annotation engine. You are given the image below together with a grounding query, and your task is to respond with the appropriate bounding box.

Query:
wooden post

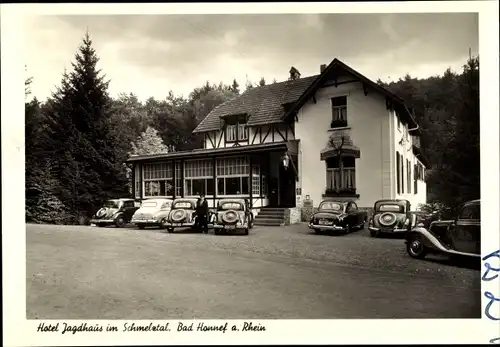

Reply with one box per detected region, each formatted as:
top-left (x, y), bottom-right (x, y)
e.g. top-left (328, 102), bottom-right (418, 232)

top-left (213, 157), bottom-right (217, 209)
top-left (172, 160), bottom-right (176, 198)
top-left (180, 160), bottom-right (185, 198)
top-left (138, 163), bottom-right (143, 201)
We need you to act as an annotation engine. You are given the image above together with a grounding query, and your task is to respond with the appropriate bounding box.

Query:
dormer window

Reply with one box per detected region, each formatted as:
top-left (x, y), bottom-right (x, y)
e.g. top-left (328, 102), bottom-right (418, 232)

top-left (224, 116), bottom-right (248, 143)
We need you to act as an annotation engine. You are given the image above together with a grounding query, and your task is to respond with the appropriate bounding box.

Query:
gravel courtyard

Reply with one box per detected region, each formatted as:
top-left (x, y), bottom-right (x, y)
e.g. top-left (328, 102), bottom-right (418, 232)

top-left (26, 223), bottom-right (481, 319)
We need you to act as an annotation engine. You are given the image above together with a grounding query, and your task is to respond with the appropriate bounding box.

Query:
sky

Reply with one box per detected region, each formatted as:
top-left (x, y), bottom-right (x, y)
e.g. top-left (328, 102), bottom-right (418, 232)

top-left (24, 12), bottom-right (478, 102)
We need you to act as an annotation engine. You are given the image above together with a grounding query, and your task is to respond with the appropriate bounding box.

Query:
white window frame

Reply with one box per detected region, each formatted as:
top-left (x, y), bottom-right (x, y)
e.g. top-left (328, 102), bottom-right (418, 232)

top-left (331, 96), bottom-right (347, 128)
top-left (251, 165), bottom-right (260, 196)
top-left (238, 123), bottom-right (249, 141)
top-left (226, 124), bottom-right (237, 142)
top-left (184, 159), bottom-right (214, 197)
top-left (134, 165), bottom-right (141, 198)
top-left (175, 161), bottom-right (182, 198)
top-left (216, 156), bottom-right (250, 197)
top-left (143, 163), bottom-right (173, 198)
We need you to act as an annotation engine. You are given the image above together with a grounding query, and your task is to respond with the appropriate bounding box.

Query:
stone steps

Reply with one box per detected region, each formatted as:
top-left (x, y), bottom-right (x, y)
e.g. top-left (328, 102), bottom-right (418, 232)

top-left (254, 207), bottom-right (287, 226)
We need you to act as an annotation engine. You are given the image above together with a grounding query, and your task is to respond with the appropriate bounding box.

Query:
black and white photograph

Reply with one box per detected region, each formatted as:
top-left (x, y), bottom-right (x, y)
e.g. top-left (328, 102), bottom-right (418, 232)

top-left (2, 1), bottom-right (499, 345)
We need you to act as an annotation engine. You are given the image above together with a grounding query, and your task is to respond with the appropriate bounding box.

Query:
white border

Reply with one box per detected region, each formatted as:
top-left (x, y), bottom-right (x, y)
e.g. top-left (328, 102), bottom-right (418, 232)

top-left (2, 2), bottom-right (499, 346)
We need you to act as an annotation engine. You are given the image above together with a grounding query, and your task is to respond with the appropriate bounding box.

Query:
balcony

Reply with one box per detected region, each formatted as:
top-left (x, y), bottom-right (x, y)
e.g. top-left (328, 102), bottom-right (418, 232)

top-left (323, 168), bottom-right (359, 198)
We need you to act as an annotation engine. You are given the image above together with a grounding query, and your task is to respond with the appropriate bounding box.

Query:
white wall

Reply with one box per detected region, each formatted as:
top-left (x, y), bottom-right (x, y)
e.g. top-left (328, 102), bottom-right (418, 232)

top-left (295, 77), bottom-right (392, 208)
top-left (392, 111), bottom-right (427, 209)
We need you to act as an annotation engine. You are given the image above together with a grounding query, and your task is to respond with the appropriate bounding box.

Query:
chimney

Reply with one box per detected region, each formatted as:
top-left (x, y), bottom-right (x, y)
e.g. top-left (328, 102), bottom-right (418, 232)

top-left (289, 66), bottom-right (301, 81)
top-left (320, 64), bottom-right (327, 73)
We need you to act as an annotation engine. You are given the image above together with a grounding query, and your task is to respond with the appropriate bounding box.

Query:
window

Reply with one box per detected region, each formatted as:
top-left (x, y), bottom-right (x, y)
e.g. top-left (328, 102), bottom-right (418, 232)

top-left (252, 165), bottom-right (260, 196)
top-left (219, 201), bottom-right (244, 211)
top-left (326, 157), bottom-right (356, 192)
top-left (331, 96), bottom-right (347, 128)
top-left (225, 121), bottom-right (248, 142)
top-left (347, 202), bottom-right (358, 212)
top-left (407, 159), bottom-right (411, 194)
top-left (123, 201), bottom-right (135, 209)
top-left (134, 166), bottom-right (140, 198)
top-left (143, 163), bottom-right (173, 197)
top-left (184, 159), bottom-right (214, 197)
top-left (376, 204), bottom-right (405, 213)
top-left (459, 203), bottom-right (480, 220)
top-left (175, 161), bottom-right (182, 198)
top-left (400, 154), bottom-right (404, 194)
top-left (319, 201), bottom-right (344, 211)
top-left (414, 164), bottom-right (418, 194)
top-left (216, 156), bottom-right (250, 196)
top-left (396, 152), bottom-right (401, 194)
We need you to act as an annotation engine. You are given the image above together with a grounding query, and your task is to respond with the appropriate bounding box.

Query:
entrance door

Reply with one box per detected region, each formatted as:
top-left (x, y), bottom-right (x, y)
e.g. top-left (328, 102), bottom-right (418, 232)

top-left (269, 177), bottom-right (279, 207)
top-left (279, 164), bottom-right (296, 208)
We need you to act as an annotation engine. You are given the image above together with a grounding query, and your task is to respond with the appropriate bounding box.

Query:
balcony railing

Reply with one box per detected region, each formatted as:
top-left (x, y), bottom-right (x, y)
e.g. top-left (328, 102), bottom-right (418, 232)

top-left (326, 167), bottom-right (356, 192)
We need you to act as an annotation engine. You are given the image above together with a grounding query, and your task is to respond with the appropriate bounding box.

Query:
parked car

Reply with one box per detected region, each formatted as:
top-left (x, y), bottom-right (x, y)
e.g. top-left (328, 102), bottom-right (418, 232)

top-left (213, 199), bottom-right (254, 235)
top-left (164, 198), bottom-right (215, 233)
top-left (368, 199), bottom-right (415, 237)
top-left (131, 198), bottom-right (173, 229)
top-left (405, 199), bottom-right (480, 260)
top-left (90, 198), bottom-right (139, 228)
top-left (308, 199), bottom-right (367, 234)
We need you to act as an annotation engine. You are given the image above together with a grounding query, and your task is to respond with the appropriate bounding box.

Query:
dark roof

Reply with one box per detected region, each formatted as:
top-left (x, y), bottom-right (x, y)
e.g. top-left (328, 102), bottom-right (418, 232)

top-left (193, 58), bottom-right (420, 135)
top-left (412, 145), bottom-right (431, 169)
top-left (193, 76), bottom-right (317, 133)
top-left (126, 142), bottom-right (288, 163)
top-left (283, 58), bottom-right (419, 132)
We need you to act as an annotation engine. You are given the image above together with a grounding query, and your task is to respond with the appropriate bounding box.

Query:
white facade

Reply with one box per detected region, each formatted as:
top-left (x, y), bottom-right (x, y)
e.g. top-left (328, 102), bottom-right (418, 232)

top-left (294, 76), bottom-right (427, 209)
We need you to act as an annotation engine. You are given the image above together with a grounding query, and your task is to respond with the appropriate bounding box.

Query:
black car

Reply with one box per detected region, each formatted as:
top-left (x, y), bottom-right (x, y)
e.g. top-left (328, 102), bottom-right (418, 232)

top-left (308, 199), bottom-right (367, 234)
top-left (405, 199), bottom-right (480, 260)
top-left (90, 198), bottom-right (139, 228)
top-left (368, 199), bottom-right (415, 237)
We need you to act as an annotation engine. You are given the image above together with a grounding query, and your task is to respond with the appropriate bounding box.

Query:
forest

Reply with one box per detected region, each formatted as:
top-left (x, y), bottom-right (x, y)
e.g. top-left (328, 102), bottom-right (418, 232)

top-left (25, 33), bottom-right (480, 224)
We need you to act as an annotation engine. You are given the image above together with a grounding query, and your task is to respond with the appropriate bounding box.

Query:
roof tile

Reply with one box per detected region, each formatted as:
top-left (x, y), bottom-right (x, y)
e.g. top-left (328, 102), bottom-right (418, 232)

top-left (193, 75), bottom-right (317, 133)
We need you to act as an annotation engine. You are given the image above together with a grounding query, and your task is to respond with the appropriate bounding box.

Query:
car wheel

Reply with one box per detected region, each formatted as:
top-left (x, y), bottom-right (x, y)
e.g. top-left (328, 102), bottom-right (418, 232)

top-left (343, 224), bottom-right (351, 234)
top-left (138, 225), bottom-right (146, 230)
top-left (97, 223), bottom-right (105, 227)
top-left (115, 217), bottom-right (125, 228)
top-left (370, 229), bottom-right (379, 237)
top-left (167, 227), bottom-right (174, 233)
top-left (407, 237), bottom-right (427, 259)
top-left (160, 218), bottom-right (169, 229)
top-left (214, 229), bottom-right (220, 235)
top-left (244, 228), bottom-right (249, 235)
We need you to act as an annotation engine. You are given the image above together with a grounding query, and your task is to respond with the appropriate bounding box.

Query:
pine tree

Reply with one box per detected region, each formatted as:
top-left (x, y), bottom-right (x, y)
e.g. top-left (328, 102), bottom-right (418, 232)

top-left (46, 31), bottom-right (129, 221)
top-left (231, 79), bottom-right (240, 94)
top-left (130, 126), bottom-right (170, 156)
top-left (258, 77), bottom-right (266, 86)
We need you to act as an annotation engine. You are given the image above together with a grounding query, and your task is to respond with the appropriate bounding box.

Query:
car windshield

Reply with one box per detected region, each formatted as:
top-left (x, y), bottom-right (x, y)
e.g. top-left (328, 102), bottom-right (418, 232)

top-left (219, 202), bottom-right (243, 211)
top-left (377, 204), bottom-right (404, 213)
top-left (103, 200), bottom-right (120, 208)
top-left (141, 201), bottom-right (158, 208)
top-left (173, 201), bottom-right (193, 209)
top-left (319, 202), bottom-right (343, 212)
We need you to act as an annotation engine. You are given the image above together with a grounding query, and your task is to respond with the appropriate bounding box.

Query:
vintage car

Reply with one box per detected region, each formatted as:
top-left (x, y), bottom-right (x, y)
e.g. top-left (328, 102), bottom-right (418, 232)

top-left (308, 199), bottom-right (367, 234)
top-left (213, 199), bottom-right (254, 235)
top-left (405, 199), bottom-right (480, 260)
top-left (369, 199), bottom-right (416, 237)
top-left (131, 198), bottom-right (173, 229)
top-left (165, 198), bottom-right (216, 233)
top-left (90, 198), bottom-right (139, 228)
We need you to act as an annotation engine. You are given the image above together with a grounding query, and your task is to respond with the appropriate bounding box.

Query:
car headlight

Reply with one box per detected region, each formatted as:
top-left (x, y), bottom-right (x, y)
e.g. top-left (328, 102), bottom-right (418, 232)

top-left (151, 216), bottom-right (157, 221)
